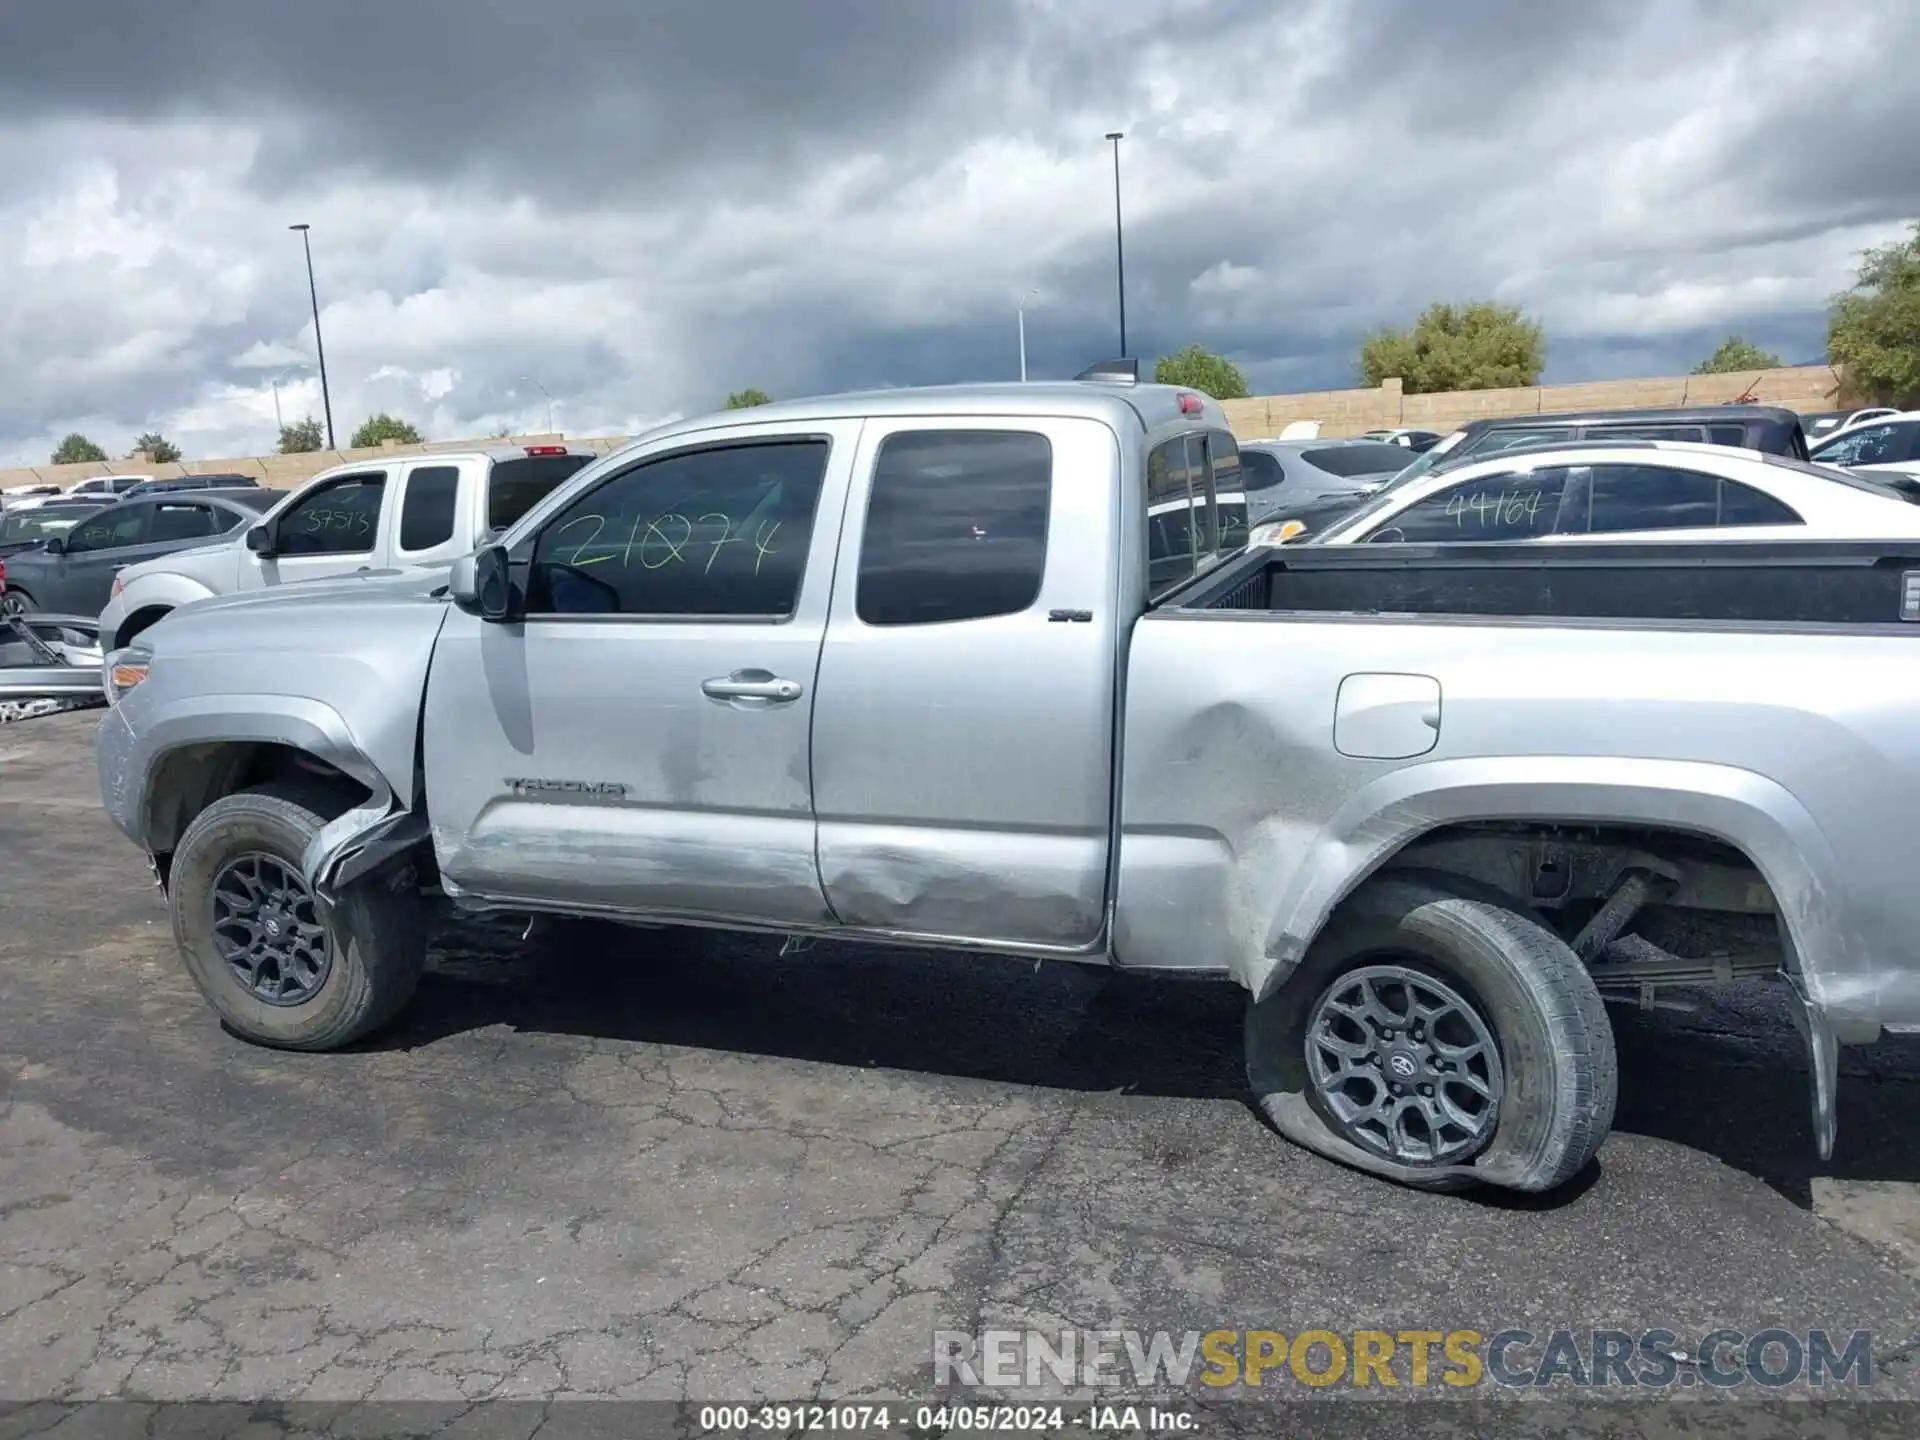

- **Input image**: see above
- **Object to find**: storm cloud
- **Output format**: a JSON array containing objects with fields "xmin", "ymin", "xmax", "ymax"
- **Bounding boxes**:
[{"xmin": 0, "ymin": 0, "xmax": 1913, "ymax": 464}]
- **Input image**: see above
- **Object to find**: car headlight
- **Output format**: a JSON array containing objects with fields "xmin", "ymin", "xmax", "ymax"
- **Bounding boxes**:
[
  {"xmin": 1249, "ymin": 519, "xmax": 1308, "ymax": 547},
  {"xmin": 104, "ymin": 645, "xmax": 152, "ymax": 705}
]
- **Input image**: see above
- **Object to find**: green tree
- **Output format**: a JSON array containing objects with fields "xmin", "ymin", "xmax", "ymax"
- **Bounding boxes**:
[
  {"xmin": 1692, "ymin": 335, "xmax": 1781, "ymax": 375},
  {"xmin": 726, "ymin": 388, "xmax": 772, "ymax": 409},
  {"xmin": 1358, "ymin": 301, "xmax": 1545, "ymax": 394},
  {"xmin": 130, "ymin": 432, "xmax": 182, "ymax": 463},
  {"xmin": 278, "ymin": 417, "xmax": 324, "ymax": 454},
  {"xmin": 51, "ymin": 433, "xmax": 108, "ymax": 465},
  {"xmin": 1153, "ymin": 345, "xmax": 1249, "ymax": 400},
  {"xmin": 1829, "ymin": 222, "xmax": 1920, "ymax": 408},
  {"xmin": 351, "ymin": 413, "xmax": 424, "ymax": 448}
]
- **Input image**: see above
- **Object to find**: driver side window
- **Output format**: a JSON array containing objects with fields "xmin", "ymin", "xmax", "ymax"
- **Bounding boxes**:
[
  {"xmin": 275, "ymin": 473, "xmax": 387, "ymax": 556},
  {"xmin": 527, "ymin": 439, "xmax": 830, "ymax": 617},
  {"xmin": 1366, "ymin": 469, "xmax": 1568, "ymax": 543},
  {"xmin": 64, "ymin": 505, "xmax": 150, "ymax": 554}
]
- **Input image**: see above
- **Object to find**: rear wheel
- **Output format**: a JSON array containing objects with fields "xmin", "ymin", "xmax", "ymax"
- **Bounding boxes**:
[
  {"xmin": 169, "ymin": 784, "xmax": 426, "ymax": 1050},
  {"xmin": 1, "ymin": 589, "xmax": 35, "ymax": 617},
  {"xmin": 1247, "ymin": 873, "xmax": 1616, "ymax": 1193}
]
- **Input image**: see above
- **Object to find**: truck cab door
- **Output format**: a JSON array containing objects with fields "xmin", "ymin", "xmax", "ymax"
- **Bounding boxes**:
[
  {"xmin": 810, "ymin": 417, "xmax": 1121, "ymax": 949},
  {"xmin": 247, "ymin": 470, "xmax": 392, "ymax": 588},
  {"xmin": 424, "ymin": 420, "xmax": 861, "ymax": 927}
]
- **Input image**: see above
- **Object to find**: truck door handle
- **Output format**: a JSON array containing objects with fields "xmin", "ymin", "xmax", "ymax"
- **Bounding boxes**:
[{"xmin": 701, "ymin": 671, "xmax": 803, "ymax": 704}]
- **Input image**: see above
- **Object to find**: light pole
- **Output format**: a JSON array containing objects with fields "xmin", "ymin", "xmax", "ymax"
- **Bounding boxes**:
[
  {"xmin": 1104, "ymin": 131, "xmax": 1127, "ymax": 357},
  {"xmin": 518, "ymin": 375, "xmax": 554, "ymax": 435},
  {"xmin": 288, "ymin": 224, "xmax": 336, "ymax": 450},
  {"xmin": 1017, "ymin": 288, "xmax": 1039, "ymax": 381},
  {"xmin": 269, "ymin": 365, "xmax": 305, "ymax": 436}
]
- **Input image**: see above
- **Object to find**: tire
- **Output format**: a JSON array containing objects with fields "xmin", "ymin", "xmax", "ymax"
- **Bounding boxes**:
[
  {"xmin": 1246, "ymin": 871, "xmax": 1616, "ymax": 1194},
  {"xmin": 169, "ymin": 783, "xmax": 427, "ymax": 1050},
  {"xmin": 1, "ymin": 589, "xmax": 35, "ymax": 617}
]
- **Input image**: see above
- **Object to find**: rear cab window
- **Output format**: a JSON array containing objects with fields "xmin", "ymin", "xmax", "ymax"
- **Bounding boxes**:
[
  {"xmin": 488, "ymin": 453, "xmax": 595, "ymax": 534},
  {"xmin": 398, "ymin": 465, "xmax": 461, "ymax": 553},
  {"xmin": 1145, "ymin": 427, "xmax": 1241, "ymax": 602},
  {"xmin": 855, "ymin": 431, "xmax": 1051, "ymax": 626}
]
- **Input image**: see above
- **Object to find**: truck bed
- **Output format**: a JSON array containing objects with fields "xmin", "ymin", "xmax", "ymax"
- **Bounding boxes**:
[{"xmin": 1176, "ymin": 539, "xmax": 1920, "ymax": 628}]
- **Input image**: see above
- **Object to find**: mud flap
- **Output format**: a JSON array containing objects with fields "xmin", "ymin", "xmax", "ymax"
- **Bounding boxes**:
[{"xmin": 1784, "ymin": 973, "xmax": 1839, "ymax": 1162}]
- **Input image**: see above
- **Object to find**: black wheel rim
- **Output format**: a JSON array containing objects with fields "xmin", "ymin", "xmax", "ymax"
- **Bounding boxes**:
[
  {"xmin": 209, "ymin": 852, "xmax": 333, "ymax": 1006},
  {"xmin": 1304, "ymin": 963, "xmax": 1503, "ymax": 1166}
]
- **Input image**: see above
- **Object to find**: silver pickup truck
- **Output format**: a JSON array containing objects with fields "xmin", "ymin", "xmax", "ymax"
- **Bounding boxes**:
[{"xmin": 95, "ymin": 375, "xmax": 1920, "ymax": 1195}]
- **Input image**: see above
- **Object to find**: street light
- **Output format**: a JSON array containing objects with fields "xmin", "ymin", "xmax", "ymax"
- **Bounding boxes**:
[
  {"xmin": 288, "ymin": 223, "xmax": 336, "ymax": 450},
  {"xmin": 269, "ymin": 365, "xmax": 305, "ymax": 436},
  {"xmin": 1104, "ymin": 131, "xmax": 1127, "ymax": 357},
  {"xmin": 1017, "ymin": 288, "xmax": 1039, "ymax": 382},
  {"xmin": 518, "ymin": 375, "xmax": 554, "ymax": 436}
]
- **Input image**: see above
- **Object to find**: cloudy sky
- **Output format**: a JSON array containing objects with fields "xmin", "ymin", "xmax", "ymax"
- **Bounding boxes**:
[{"xmin": 0, "ymin": 0, "xmax": 1913, "ymax": 466}]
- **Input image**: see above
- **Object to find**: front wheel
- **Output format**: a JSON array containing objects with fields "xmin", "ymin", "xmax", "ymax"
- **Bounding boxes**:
[
  {"xmin": 169, "ymin": 784, "xmax": 427, "ymax": 1050},
  {"xmin": 1246, "ymin": 873, "xmax": 1616, "ymax": 1193},
  {"xmin": 1, "ymin": 589, "xmax": 35, "ymax": 617}
]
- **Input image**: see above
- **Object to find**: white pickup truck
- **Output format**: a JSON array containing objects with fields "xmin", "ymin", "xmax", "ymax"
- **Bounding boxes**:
[{"xmin": 98, "ymin": 444, "xmax": 595, "ymax": 649}]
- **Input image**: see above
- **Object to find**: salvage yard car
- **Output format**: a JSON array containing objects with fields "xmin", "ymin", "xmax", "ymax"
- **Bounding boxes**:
[
  {"xmin": 0, "ymin": 490, "xmax": 276, "ymax": 618},
  {"xmin": 100, "ymin": 443, "xmax": 596, "ymax": 650},
  {"xmin": 1807, "ymin": 410, "xmax": 1920, "ymax": 482},
  {"xmin": 0, "ymin": 612, "xmax": 101, "ymax": 705},
  {"xmin": 1239, "ymin": 438, "xmax": 1419, "ymax": 534},
  {"xmin": 1298, "ymin": 441, "xmax": 1920, "ymax": 545},
  {"xmin": 94, "ymin": 374, "xmax": 1920, "ymax": 1196}
]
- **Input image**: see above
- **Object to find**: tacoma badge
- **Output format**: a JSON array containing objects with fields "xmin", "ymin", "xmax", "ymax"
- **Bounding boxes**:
[{"xmin": 504, "ymin": 778, "xmax": 629, "ymax": 798}]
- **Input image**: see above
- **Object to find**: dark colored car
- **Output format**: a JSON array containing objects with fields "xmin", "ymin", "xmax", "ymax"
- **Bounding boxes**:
[
  {"xmin": 1240, "ymin": 439, "xmax": 1421, "ymax": 538},
  {"xmin": 0, "ymin": 500, "xmax": 100, "ymax": 559},
  {"xmin": 0, "ymin": 489, "xmax": 276, "ymax": 618},
  {"xmin": 118, "ymin": 472, "xmax": 260, "ymax": 500}
]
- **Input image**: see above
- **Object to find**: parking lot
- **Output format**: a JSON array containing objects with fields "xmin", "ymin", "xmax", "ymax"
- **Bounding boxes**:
[{"xmin": 5, "ymin": 707, "xmax": 1920, "ymax": 1418}]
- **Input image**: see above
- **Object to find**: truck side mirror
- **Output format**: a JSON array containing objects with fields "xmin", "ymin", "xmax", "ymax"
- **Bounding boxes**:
[
  {"xmin": 451, "ymin": 544, "xmax": 518, "ymax": 622},
  {"xmin": 245, "ymin": 524, "xmax": 275, "ymax": 558}
]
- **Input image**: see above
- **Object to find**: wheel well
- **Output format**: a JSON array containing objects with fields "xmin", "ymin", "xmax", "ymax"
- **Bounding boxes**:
[
  {"xmin": 147, "ymin": 742, "xmax": 371, "ymax": 871},
  {"xmin": 116, "ymin": 605, "xmax": 174, "ymax": 647},
  {"xmin": 1380, "ymin": 819, "xmax": 1782, "ymax": 955}
]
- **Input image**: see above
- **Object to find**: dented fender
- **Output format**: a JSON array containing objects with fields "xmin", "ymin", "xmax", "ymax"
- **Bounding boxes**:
[{"xmin": 1248, "ymin": 755, "xmax": 1850, "ymax": 1005}]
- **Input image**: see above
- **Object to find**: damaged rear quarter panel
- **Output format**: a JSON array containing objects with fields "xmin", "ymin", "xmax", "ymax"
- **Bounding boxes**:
[{"xmin": 1115, "ymin": 611, "xmax": 1920, "ymax": 1030}]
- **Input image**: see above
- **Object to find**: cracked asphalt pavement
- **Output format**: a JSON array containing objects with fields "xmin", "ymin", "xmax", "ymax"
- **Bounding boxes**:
[{"xmin": 5, "ymin": 708, "xmax": 1920, "ymax": 1421}]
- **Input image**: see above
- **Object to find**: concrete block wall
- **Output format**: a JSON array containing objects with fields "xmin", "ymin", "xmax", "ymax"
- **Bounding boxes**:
[
  {"xmin": 1219, "ymin": 365, "xmax": 1840, "ymax": 441},
  {"xmin": 0, "ymin": 434, "xmax": 629, "ymax": 494},
  {"xmin": 0, "ymin": 365, "xmax": 1848, "ymax": 493}
]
